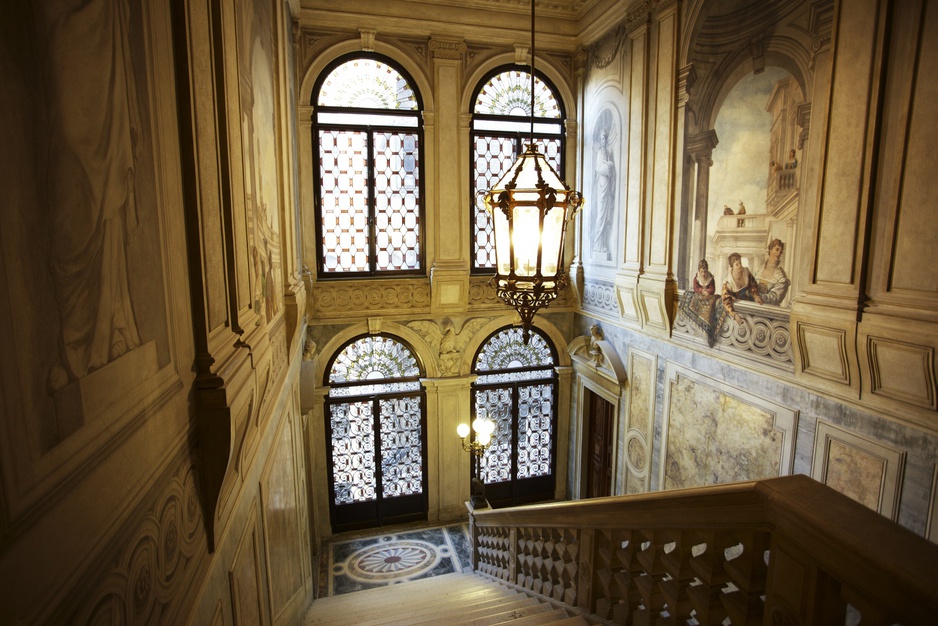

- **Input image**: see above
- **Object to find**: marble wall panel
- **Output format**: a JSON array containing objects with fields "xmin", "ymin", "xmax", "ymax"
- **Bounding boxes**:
[
  {"xmin": 812, "ymin": 420, "xmax": 906, "ymax": 520},
  {"xmin": 261, "ymin": 415, "xmax": 305, "ymax": 621},
  {"xmin": 660, "ymin": 363, "xmax": 798, "ymax": 490},
  {"xmin": 229, "ymin": 508, "xmax": 267, "ymax": 626}
]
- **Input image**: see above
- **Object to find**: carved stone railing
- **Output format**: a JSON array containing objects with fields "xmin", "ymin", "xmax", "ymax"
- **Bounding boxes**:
[{"xmin": 468, "ymin": 475, "xmax": 938, "ymax": 625}]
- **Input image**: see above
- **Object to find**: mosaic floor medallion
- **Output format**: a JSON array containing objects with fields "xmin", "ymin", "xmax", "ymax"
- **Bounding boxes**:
[{"xmin": 345, "ymin": 539, "xmax": 439, "ymax": 582}]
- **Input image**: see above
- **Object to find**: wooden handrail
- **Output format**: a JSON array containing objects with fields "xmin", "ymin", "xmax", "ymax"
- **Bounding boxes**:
[{"xmin": 469, "ymin": 475, "xmax": 938, "ymax": 625}]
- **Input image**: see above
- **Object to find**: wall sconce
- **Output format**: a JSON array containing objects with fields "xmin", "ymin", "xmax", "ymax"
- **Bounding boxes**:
[{"xmin": 457, "ymin": 412, "xmax": 496, "ymax": 508}]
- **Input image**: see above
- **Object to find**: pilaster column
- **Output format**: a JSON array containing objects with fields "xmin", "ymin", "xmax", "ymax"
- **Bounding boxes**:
[
  {"xmin": 685, "ymin": 129, "xmax": 719, "ymax": 275},
  {"xmin": 428, "ymin": 38, "xmax": 471, "ymax": 313},
  {"xmin": 422, "ymin": 375, "xmax": 477, "ymax": 522}
]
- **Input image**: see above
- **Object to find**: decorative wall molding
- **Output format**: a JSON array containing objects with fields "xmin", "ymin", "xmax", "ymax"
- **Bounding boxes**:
[
  {"xmin": 66, "ymin": 460, "xmax": 207, "ymax": 625},
  {"xmin": 311, "ymin": 280, "xmax": 432, "ymax": 316},
  {"xmin": 581, "ymin": 278, "xmax": 619, "ymax": 317},
  {"xmin": 429, "ymin": 38, "xmax": 467, "ymax": 60}
]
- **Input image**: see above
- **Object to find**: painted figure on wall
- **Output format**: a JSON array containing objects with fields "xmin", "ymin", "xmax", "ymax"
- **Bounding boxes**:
[
  {"xmin": 41, "ymin": 0, "xmax": 142, "ymax": 388},
  {"xmin": 757, "ymin": 239, "xmax": 790, "ymax": 305},
  {"xmin": 591, "ymin": 109, "xmax": 617, "ymax": 259},
  {"xmin": 722, "ymin": 252, "xmax": 764, "ymax": 324},
  {"xmin": 693, "ymin": 259, "xmax": 715, "ymax": 295},
  {"xmin": 678, "ymin": 259, "xmax": 725, "ymax": 346}
]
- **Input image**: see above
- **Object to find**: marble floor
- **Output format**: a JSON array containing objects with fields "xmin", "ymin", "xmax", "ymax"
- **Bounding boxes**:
[{"xmin": 321, "ymin": 523, "xmax": 473, "ymax": 597}]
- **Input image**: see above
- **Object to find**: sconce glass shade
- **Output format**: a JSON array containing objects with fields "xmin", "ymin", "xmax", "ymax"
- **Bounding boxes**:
[
  {"xmin": 457, "ymin": 422, "xmax": 471, "ymax": 439},
  {"xmin": 481, "ymin": 144, "xmax": 582, "ymax": 343}
]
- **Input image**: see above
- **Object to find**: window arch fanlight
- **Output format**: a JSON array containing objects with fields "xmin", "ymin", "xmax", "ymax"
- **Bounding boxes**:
[
  {"xmin": 312, "ymin": 53, "xmax": 424, "ymax": 278},
  {"xmin": 471, "ymin": 326, "xmax": 558, "ymax": 508},
  {"xmin": 470, "ymin": 66, "xmax": 566, "ymax": 273},
  {"xmin": 324, "ymin": 334, "xmax": 427, "ymax": 532}
]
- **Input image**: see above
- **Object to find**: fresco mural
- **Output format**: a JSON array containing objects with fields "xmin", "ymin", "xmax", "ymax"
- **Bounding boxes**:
[
  {"xmin": 678, "ymin": 67, "xmax": 802, "ymax": 346},
  {"xmin": 588, "ymin": 107, "xmax": 619, "ymax": 264},
  {"xmin": 238, "ymin": 0, "xmax": 284, "ymax": 324},
  {"xmin": 2, "ymin": 0, "xmax": 168, "ymax": 451}
]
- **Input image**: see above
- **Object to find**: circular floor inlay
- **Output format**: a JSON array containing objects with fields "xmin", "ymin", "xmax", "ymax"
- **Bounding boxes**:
[{"xmin": 345, "ymin": 540, "xmax": 439, "ymax": 582}]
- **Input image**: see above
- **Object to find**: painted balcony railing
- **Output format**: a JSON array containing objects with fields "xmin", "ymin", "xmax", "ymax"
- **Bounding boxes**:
[{"xmin": 468, "ymin": 475, "xmax": 938, "ymax": 625}]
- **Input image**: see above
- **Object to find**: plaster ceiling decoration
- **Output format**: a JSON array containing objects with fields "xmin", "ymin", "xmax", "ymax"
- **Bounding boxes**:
[{"xmin": 300, "ymin": 0, "xmax": 601, "ymax": 20}]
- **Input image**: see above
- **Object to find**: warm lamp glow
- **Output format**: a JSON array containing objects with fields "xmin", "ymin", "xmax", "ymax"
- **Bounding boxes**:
[
  {"xmin": 457, "ymin": 422, "xmax": 470, "ymax": 439},
  {"xmin": 478, "ymin": 431, "xmax": 491, "ymax": 446},
  {"xmin": 479, "ymin": 0, "xmax": 582, "ymax": 343}
]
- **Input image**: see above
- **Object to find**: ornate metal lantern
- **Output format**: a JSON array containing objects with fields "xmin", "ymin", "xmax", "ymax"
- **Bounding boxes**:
[{"xmin": 479, "ymin": 0, "xmax": 583, "ymax": 343}]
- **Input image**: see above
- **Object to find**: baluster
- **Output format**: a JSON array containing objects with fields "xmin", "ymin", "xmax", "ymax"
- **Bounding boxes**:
[
  {"xmin": 561, "ymin": 529, "xmax": 579, "ymax": 606},
  {"xmin": 633, "ymin": 531, "xmax": 669, "ymax": 626},
  {"xmin": 659, "ymin": 531, "xmax": 696, "ymax": 624},
  {"xmin": 594, "ymin": 530, "xmax": 629, "ymax": 620},
  {"xmin": 687, "ymin": 531, "xmax": 735, "ymax": 626},
  {"xmin": 577, "ymin": 528, "xmax": 596, "ymax": 613},
  {"xmin": 722, "ymin": 531, "xmax": 770, "ymax": 625},
  {"xmin": 613, "ymin": 530, "xmax": 645, "ymax": 624}
]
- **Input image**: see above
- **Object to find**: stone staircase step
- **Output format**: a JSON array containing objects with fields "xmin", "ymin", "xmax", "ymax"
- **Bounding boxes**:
[{"xmin": 299, "ymin": 571, "xmax": 591, "ymax": 626}]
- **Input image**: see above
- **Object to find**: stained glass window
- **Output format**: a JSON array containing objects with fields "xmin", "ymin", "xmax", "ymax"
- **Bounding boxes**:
[
  {"xmin": 471, "ymin": 327, "xmax": 558, "ymax": 507},
  {"xmin": 313, "ymin": 54, "xmax": 423, "ymax": 277},
  {"xmin": 470, "ymin": 68, "xmax": 566, "ymax": 271}
]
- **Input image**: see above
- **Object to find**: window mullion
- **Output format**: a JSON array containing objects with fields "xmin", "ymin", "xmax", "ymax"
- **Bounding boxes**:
[{"xmin": 366, "ymin": 129, "xmax": 377, "ymax": 274}]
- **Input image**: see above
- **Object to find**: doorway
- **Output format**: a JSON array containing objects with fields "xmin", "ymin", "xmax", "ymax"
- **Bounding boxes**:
[{"xmin": 585, "ymin": 388, "xmax": 615, "ymax": 498}]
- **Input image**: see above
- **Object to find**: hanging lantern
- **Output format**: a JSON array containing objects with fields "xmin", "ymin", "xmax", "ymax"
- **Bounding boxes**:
[
  {"xmin": 478, "ymin": 0, "xmax": 583, "ymax": 344},
  {"xmin": 481, "ymin": 147, "xmax": 581, "ymax": 343}
]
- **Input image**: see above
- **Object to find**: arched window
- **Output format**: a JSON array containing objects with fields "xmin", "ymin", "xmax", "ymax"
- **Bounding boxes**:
[
  {"xmin": 312, "ymin": 54, "xmax": 424, "ymax": 277},
  {"xmin": 471, "ymin": 326, "xmax": 558, "ymax": 507},
  {"xmin": 470, "ymin": 67, "xmax": 566, "ymax": 272},
  {"xmin": 324, "ymin": 335, "xmax": 426, "ymax": 532}
]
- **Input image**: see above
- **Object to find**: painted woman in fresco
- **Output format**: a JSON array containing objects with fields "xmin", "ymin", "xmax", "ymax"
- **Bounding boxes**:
[
  {"xmin": 757, "ymin": 238, "xmax": 790, "ymax": 305},
  {"xmin": 693, "ymin": 259, "xmax": 715, "ymax": 295},
  {"xmin": 722, "ymin": 252, "xmax": 764, "ymax": 324}
]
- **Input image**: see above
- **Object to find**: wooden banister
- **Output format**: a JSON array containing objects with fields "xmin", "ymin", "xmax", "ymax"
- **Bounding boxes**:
[{"xmin": 469, "ymin": 475, "xmax": 938, "ymax": 625}]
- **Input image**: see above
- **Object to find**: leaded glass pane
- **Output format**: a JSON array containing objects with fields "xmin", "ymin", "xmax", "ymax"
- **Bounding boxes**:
[
  {"xmin": 473, "ymin": 136, "xmax": 516, "ymax": 267},
  {"xmin": 374, "ymin": 132, "xmax": 421, "ymax": 271},
  {"xmin": 318, "ymin": 58, "xmax": 418, "ymax": 110},
  {"xmin": 331, "ymin": 401, "xmax": 376, "ymax": 504},
  {"xmin": 475, "ymin": 327, "xmax": 555, "ymax": 372},
  {"xmin": 329, "ymin": 381, "xmax": 421, "ymax": 398},
  {"xmin": 473, "ymin": 70, "xmax": 561, "ymax": 118},
  {"xmin": 329, "ymin": 336, "xmax": 420, "ymax": 384},
  {"xmin": 319, "ymin": 129, "xmax": 369, "ymax": 273},
  {"xmin": 379, "ymin": 397, "xmax": 423, "ymax": 498},
  {"xmin": 476, "ymin": 388, "xmax": 513, "ymax": 484},
  {"xmin": 475, "ymin": 369, "xmax": 553, "ymax": 385},
  {"xmin": 472, "ymin": 136, "xmax": 563, "ymax": 270},
  {"xmin": 516, "ymin": 383, "xmax": 553, "ymax": 479}
]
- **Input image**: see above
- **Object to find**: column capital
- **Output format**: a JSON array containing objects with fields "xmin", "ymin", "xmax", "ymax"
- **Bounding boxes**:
[{"xmin": 685, "ymin": 129, "xmax": 719, "ymax": 162}]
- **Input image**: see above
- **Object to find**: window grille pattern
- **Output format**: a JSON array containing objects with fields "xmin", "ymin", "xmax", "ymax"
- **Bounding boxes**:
[
  {"xmin": 473, "ymin": 70, "xmax": 560, "ymax": 118},
  {"xmin": 331, "ymin": 401, "xmax": 376, "ymax": 504},
  {"xmin": 329, "ymin": 335, "xmax": 419, "ymax": 385},
  {"xmin": 318, "ymin": 57, "xmax": 417, "ymax": 109},
  {"xmin": 314, "ymin": 54, "xmax": 423, "ymax": 276},
  {"xmin": 379, "ymin": 396, "xmax": 423, "ymax": 498},
  {"xmin": 472, "ymin": 327, "xmax": 557, "ymax": 503},
  {"xmin": 470, "ymin": 69, "xmax": 565, "ymax": 271},
  {"xmin": 325, "ymin": 335, "xmax": 427, "ymax": 527}
]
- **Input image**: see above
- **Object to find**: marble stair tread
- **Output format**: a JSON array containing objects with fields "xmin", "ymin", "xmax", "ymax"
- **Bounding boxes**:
[{"xmin": 298, "ymin": 571, "xmax": 594, "ymax": 626}]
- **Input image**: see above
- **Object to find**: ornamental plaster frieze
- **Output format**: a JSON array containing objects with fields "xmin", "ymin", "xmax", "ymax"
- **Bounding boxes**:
[{"xmin": 310, "ymin": 281, "xmax": 432, "ymax": 317}]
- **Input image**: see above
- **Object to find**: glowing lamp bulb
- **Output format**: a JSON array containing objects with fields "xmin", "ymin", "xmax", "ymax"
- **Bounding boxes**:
[
  {"xmin": 457, "ymin": 423, "xmax": 470, "ymax": 439},
  {"xmin": 478, "ymin": 431, "xmax": 492, "ymax": 446}
]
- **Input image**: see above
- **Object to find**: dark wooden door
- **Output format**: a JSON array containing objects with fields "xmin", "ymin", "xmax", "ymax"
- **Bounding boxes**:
[{"xmin": 586, "ymin": 389, "xmax": 614, "ymax": 498}]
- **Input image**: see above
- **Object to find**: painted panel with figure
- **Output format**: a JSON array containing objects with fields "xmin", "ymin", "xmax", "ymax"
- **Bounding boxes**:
[
  {"xmin": 678, "ymin": 68, "xmax": 803, "ymax": 348},
  {"xmin": 0, "ymin": 0, "xmax": 182, "ymax": 520},
  {"xmin": 237, "ymin": 0, "xmax": 284, "ymax": 324}
]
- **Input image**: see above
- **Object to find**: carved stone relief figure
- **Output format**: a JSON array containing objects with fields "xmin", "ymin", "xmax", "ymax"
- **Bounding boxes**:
[{"xmin": 40, "ymin": 0, "xmax": 143, "ymax": 388}]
